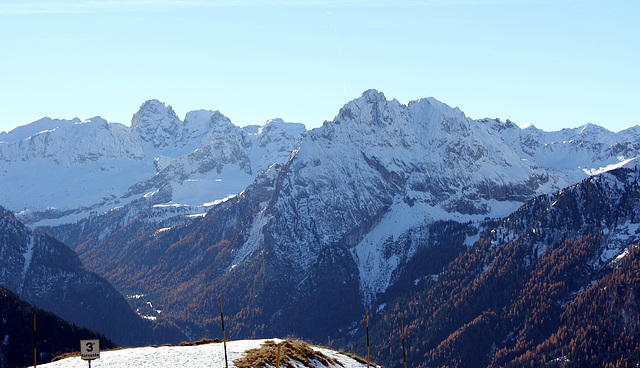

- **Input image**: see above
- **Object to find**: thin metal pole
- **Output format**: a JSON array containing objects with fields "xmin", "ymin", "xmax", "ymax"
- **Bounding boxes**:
[
  {"xmin": 219, "ymin": 296, "xmax": 228, "ymax": 368},
  {"xmin": 366, "ymin": 308, "xmax": 370, "ymax": 368},
  {"xmin": 401, "ymin": 317, "xmax": 407, "ymax": 368},
  {"xmin": 33, "ymin": 313, "xmax": 36, "ymax": 368},
  {"xmin": 276, "ymin": 343, "xmax": 281, "ymax": 368}
]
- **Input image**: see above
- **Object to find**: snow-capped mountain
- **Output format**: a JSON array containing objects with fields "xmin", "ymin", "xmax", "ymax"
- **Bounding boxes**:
[
  {"xmin": 3, "ymin": 90, "xmax": 639, "ymax": 358},
  {"xmin": 0, "ymin": 100, "xmax": 304, "ymax": 227},
  {"xmin": 260, "ymin": 90, "xmax": 640, "ymax": 306},
  {"xmin": 32, "ymin": 90, "xmax": 639, "ymax": 348}
]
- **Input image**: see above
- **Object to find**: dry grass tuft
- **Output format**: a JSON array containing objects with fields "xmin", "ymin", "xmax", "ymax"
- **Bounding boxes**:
[
  {"xmin": 51, "ymin": 352, "xmax": 80, "ymax": 362},
  {"xmin": 234, "ymin": 339, "xmax": 344, "ymax": 368},
  {"xmin": 179, "ymin": 337, "xmax": 219, "ymax": 346}
]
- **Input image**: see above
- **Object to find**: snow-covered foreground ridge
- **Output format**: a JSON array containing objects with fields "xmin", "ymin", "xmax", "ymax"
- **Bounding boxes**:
[{"xmin": 40, "ymin": 339, "xmax": 378, "ymax": 368}]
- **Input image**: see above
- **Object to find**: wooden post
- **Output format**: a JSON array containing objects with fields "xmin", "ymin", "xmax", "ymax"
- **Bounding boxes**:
[
  {"xmin": 366, "ymin": 308, "xmax": 370, "ymax": 368},
  {"xmin": 219, "ymin": 296, "xmax": 228, "ymax": 368},
  {"xmin": 276, "ymin": 343, "xmax": 281, "ymax": 368},
  {"xmin": 401, "ymin": 317, "xmax": 407, "ymax": 368},
  {"xmin": 33, "ymin": 313, "xmax": 36, "ymax": 368}
]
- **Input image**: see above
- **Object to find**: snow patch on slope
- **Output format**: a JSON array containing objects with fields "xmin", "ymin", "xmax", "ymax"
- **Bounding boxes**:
[
  {"xmin": 583, "ymin": 156, "xmax": 638, "ymax": 176},
  {"xmin": 352, "ymin": 196, "xmax": 525, "ymax": 305},
  {"xmin": 20, "ymin": 234, "xmax": 35, "ymax": 292},
  {"xmin": 231, "ymin": 209, "xmax": 271, "ymax": 269},
  {"xmin": 170, "ymin": 165, "xmax": 254, "ymax": 207}
]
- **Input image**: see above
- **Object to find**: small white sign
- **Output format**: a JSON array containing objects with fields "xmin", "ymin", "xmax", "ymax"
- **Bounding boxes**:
[{"xmin": 81, "ymin": 339, "xmax": 100, "ymax": 361}]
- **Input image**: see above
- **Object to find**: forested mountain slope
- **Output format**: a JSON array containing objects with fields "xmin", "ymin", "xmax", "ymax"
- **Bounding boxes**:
[
  {"xmin": 0, "ymin": 205, "xmax": 186, "ymax": 346},
  {"xmin": 0, "ymin": 286, "xmax": 116, "ymax": 368},
  {"xmin": 359, "ymin": 163, "xmax": 640, "ymax": 368}
]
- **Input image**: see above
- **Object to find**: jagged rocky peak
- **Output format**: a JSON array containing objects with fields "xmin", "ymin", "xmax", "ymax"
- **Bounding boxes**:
[
  {"xmin": 476, "ymin": 117, "xmax": 518, "ymax": 132},
  {"xmin": 131, "ymin": 99, "xmax": 182, "ymax": 147},
  {"xmin": 319, "ymin": 89, "xmax": 414, "ymax": 150},
  {"xmin": 181, "ymin": 109, "xmax": 235, "ymax": 145},
  {"xmin": 334, "ymin": 89, "xmax": 400, "ymax": 127},
  {"xmin": 331, "ymin": 89, "xmax": 473, "ymax": 142}
]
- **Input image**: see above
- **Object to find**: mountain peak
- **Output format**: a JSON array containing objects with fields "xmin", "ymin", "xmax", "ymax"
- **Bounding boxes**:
[
  {"xmin": 131, "ymin": 99, "xmax": 182, "ymax": 148},
  {"xmin": 263, "ymin": 118, "xmax": 305, "ymax": 130},
  {"xmin": 183, "ymin": 109, "xmax": 232, "ymax": 129},
  {"xmin": 578, "ymin": 122, "xmax": 608, "ymax": 136},
  {"xmin": 332, "ymin": 89, "xmax": 398, "ymax": 128},
  {"xmin": 131, "ymin": 99, "xmax": 179, "ymax": 128},
  {"xmin": 266, "ymin": 117, "xmax": 285, "ymax": 125},
  {"xmin": 360, "ymin": 88, "xmax": 386, "ymax": 101}
]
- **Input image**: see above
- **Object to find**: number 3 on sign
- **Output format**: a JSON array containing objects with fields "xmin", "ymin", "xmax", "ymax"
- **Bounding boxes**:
[{"xmin": 80, "ymin": 339, "xmax": 100, "ymax": 361}]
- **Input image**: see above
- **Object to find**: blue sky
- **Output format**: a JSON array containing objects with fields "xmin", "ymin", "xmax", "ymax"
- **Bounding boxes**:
[{"xmin": 0, "ymin": 0, "xmax": 638, "ymax": 133}]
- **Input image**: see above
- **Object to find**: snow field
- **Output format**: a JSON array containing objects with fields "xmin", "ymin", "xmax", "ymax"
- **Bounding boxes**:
[{"xmin": 39, "ymin": 339, "xmax": 378, "ymax": 368}]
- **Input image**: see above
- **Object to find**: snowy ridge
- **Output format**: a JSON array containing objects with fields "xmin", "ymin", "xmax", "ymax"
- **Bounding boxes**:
[
  {"xmin": 0, "ymin": 117, "xmax": 81, "ymax": 142},
  {"xmin": 40, "ymin": 339, "xmax": 378, "ymax": 368},
  {"xmin": 0, "ymin": 116, "xmax": 143, "ymax": 164}
]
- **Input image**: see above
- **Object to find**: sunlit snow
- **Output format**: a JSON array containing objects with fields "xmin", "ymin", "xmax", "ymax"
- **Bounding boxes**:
[{"xmin": 39, "ymin": 339, "xmax": 378, "ymax": 368}]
